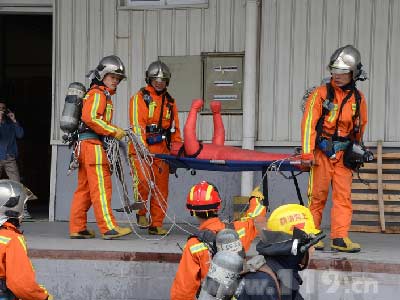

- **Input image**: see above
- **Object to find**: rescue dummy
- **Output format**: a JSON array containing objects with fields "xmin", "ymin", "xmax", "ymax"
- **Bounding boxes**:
[
  {"xmin": 234, "ymin": 204, "xmax": 325, "ymax": 300},
  {"xmin": 0, "ymin": 180, "xmax": 53, "ymax": 300},
  {"xmin": 170, "ymin": 181, "xmax": 267, "ymax": 300},
  {"xmin": 129, "ymin": 61, "xmax": 182, "ymax": 235},
  {"xmin": 69, "ymin": 55, "xmax": 132, "ymax": 240},
  {"xmin": 301, "ymin": 45, "xmax": 371, "ymax": 252},
  {"xmin": 170, "ymin": 99, "xmax": 291, "ymax": 162}
]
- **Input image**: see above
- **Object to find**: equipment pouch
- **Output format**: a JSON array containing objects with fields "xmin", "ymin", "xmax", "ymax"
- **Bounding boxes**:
[
  {"xmin": 146, "ymin": 134, "xmax": 164, "ymax": 145},
  {"xmin": 317, "ymin": 138, "xmax": 335, "ymax": 158}
]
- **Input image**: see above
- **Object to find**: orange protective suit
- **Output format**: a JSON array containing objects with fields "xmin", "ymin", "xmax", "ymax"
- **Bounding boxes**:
[
  {"xmin": 129, "ymin": 85, "xmax": 181, "ymax": 227},
  {"xmin": 70, "ymin": 85, "xmax": 122, "ymax": 234},
  {"xmin": 170, "ymin": 197, "xmax": 266, "ymax": 300},
  {"xmin": 301, "ymin": 80, "xmax": 367, "ymax": 239},
  {"xmin": 0, "ymin": 222, "xmax": 50, "ymax": 300}
]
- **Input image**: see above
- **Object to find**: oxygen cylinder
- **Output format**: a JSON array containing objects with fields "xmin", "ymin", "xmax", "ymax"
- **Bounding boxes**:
[
  {"xmin": 198, "ymin": 250, "xmax": 244, "ymax": 300},
  {"xmin": 60, "ymin": 82, "xmax": 86, "ymax": 133},
  {"xmin": 216, "ymin": 229, "xmax": 244, "ymax": 258}
]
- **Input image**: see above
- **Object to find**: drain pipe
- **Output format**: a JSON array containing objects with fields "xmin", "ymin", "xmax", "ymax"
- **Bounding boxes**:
[{"xmin": 241, "ymin": 0, "xmax": 260, "ymax": 196}]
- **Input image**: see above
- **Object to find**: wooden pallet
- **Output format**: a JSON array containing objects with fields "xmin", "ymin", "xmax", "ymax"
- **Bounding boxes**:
[{"xmin": 350, "ymin": 141, "xmax": 400, "ymax": 233}]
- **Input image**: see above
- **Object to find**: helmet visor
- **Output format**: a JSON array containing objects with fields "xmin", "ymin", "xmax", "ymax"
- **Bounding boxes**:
[{"xmin": 330, "ymin": 67, "xmax": 351, "ymax": 75}]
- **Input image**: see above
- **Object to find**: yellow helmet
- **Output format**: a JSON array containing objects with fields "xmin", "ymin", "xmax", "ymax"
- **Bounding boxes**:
[{"xmin": 266, "ymin": 204, "xmax": 320, "ymax": 235}]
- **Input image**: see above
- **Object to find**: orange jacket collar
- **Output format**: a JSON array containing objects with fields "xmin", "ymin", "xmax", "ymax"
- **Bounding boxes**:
[
  {"xmin": 93, "ymin": 84, "xmax": 116, "ymax": 96},
  {"xmin": 198, "ymin": 217, "xmax": 225, "ymax": 233}
]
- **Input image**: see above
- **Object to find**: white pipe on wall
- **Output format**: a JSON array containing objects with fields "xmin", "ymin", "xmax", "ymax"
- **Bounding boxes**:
[{"xmin": 241, "ymin": 0, "xmax": 260, "ymax": 196}]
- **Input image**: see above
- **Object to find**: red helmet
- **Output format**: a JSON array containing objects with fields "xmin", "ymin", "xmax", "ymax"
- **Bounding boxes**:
[{"xmin": 186, "ymin": 181, "xmax": 221, "ymax": 213}]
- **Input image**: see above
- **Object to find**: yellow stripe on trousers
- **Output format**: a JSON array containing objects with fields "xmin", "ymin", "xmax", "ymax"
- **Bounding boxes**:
[
  {"xmin": 95, "ymin": 145, "xmax": 114, "ymax": 230},
  {"xmin": 307, "ymin": 166, "xmax": 314, "ymax": 207}
]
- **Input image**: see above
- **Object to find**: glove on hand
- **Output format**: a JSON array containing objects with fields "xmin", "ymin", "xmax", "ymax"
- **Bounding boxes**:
[
  {"xmin": 47, "ymin": 294, "xmax": 54, "ymax": 300},
  {"xmin": 114, "ymin": 127, "xmax": 127, "ymax": 140},
  {"xmin": 250, "ymin": 186, "xmax": 264, "ymax": 201}
]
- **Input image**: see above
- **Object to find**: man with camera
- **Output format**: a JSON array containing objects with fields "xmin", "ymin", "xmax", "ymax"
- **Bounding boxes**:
[
  {"xmin": 0, "ymin": 100, "xmax": 30, "ymax": 219},
  {"xmin": 300, "ymin": 45, "xmax": 370, "ymax": 252}
]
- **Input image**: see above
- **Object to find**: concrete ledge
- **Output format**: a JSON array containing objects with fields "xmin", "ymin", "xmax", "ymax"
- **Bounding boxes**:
[{"xmin": 29, "ymin": 248, "xmax": 400, "ymax": 275}]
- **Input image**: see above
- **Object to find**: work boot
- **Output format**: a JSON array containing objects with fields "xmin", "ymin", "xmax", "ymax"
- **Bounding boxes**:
[
  {"xmin": 136, "ymin": 214, "xmax": 150, "ymax": 228},
  {"xmin": 331, "ymin": 237, "xmax": 361, "ymax": 253},
  {"xmin": 102, "ymin": 226, "xmax": 132, "ymax": 240},
  {"xmin": 23, "ymin": 204, "xmax": 32, "ymax": 219},
  {"xmin": 314, "ymin": 240, "xmax": 325, "ymax": 251},
  {"xmin": 148, "ymin": 226, "xmax": 168, "ymax": 235},
  {"xmin": 70, "ymin": 229, "xmax": 96, "ymax": 239}
]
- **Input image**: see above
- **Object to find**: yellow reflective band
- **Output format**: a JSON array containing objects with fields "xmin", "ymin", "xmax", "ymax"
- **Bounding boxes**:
[
  {"xmin": 303, "ymin": 92, "xmax": 318, "ymax": 153},
  {"xmin": 18, "ymin": 236, "xmax": 27, "ymax": 252},
  {"xmin": 189, "ymin": 186, "xmax": 196, "ymax": 201},
  {"xmin": 307, "ymin": 167, "xmax": 314, "ymax": 207},
  {"xmin": 106, "ymin": 103, "xmax": 112, "ymax": 122},
  {"xmin": 236, "ymin": 228, "xmax": 245, "ymax": 239},
  {"xmin": 327, "ymin": 104, "xmax": 338, "ymax": 123},
  {"xmin": 148, "ymin": 101, "xmax": 156, "ymax": 118},
  {"xmin": 132, "ymin": 95, "xmax": 146, "ymax": 144},
  {"xmin": 190, "ymin": 242, "xmax": 208, "ymax": 254},
  {"xmin": 249, "ymin": 201, "xmax": 264, "ymax": 218},
  {"xmin": 0, "ymin": 236, "xmax": 11, "ymax": 245},
  {"xmin": 91, "ymin": 93, "xmax": 116, "ymax": 133},
  {"xmin": 205, "ymin": 185, "xmax": 213, "ymax": 201},
  {"xmin": 95, "ymin": 145, "xmax": 114, "ymax": 230},
  {"xmin": 166, "ymin": 109, "xmax": 171, "ymax": 120}
]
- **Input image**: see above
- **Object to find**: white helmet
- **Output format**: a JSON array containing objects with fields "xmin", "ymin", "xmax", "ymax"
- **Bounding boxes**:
[
  {"xmin": 145, "ymin": 61, "xmax": 171, "ymax": 85},
  {"xmin": 328, "ymin": 45, "xmax": 366, "ymax": 81},
  {"xmin": 0, "ymin": 180, "xmax": 29, "ymax": 221},
  {"xmin": 87, "ymin": 55, "xmax": 127, "ymax": 82}
]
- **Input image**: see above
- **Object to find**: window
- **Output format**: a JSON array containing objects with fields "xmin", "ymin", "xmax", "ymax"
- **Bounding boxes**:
[{"xmin": 120, "ymin": 0, "xmax": 208, "ymax": 9}]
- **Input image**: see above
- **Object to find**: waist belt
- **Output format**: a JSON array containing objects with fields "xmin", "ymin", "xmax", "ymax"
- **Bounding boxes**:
[{"xmin": 78, "ymin": 132, "xmax": 100, "ymax": 141}]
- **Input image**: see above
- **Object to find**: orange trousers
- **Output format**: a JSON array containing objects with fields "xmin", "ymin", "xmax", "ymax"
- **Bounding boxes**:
[
  {"xmin": 131, "ymin": 156, "xmax": 169, "ymax": 227},
  {"xmin": 69, "ymin": 140, "xmax": 118, "ymax": 234},
  {"xmin": 307, "ymin": 149, "xmax": 353, "ymax": 239}
]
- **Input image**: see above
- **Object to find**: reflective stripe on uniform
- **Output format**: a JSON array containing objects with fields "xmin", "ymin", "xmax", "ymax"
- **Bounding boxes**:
[
  {"xmin": 132, "ymin": 94, "xmax": 146, "ymax": 144},
  {"xmin": 327, "ymin": 104, "xmax": 338, "ymax": 122},
  {"xmin": 91, "ymin": 93, "xmax": 116, "ymax": 134},
  {"xmin": 245, "ymin": 200, "xmax": 264, "ymax": 218},
  {"xmin": 189, "ymin": 242, "xmax": 208, "ymax": 254},
  {"xmin": 303, "ymin": 92, "xmax": 318, "ymax": 153},
  {"xmin": 236, "ymin": 228, "xmax": 245, "ymax": 239},
  {"xmin": 0, "ymin": 235, "xmax": 11, "ymax": 245},
  {"xmin": 95, "ymin": 145, "xmax": 114, "ymax": 230},
  {"xmin": 307, "ymin": 166, "xmax": 314, "ymax": 207},
  {"xmin": 18, "ymin": 236, "xmax": 27, "ymax": 252}
]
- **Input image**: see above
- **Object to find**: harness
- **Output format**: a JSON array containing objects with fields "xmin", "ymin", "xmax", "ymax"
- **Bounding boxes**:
[
  {"xmin": 315, "ymin": 82, "xmax": 362, "ymax": 157},
  {"xmin": 140, "ymin": 87, "xmax": 175, "ymax": 149}
]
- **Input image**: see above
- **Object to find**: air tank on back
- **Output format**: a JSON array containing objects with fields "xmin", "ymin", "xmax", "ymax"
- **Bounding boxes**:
[{"xmin": 60, "ymin": 82, "xmax": 86, "ymax": 133}]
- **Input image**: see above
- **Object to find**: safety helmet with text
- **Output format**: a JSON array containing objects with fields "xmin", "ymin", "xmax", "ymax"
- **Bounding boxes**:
[
  {"xmin": 328, "ymin": 45, "xmax": 363, "ymax": 81},
  {"xmin": 145, "ymin": 60, "xmax": 171, "ymax": 85},
  {"xmin": 87, "ymin": 55, "xmax": 127, "ymax": 82},
  {"xmin": 266, "ymin": 204, "xmax": 320, "ymax": 236},
  {"xmin": 0, "ymin": 180, "xmax": 29, "ymax": 221},
  {"xmin": 186, "ymin": 181, "xmax": 222, "ymax": 213}
]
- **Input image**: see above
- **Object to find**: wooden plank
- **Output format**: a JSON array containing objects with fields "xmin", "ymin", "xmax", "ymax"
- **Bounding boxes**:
[
  {"xmin": 381, "ymin": 152, "xmax": 400, "ymax": 159},
  {"xmin": 352, "ymin": 182, "xmax": 400, "ymax": 191},
  {"xmin": 352, "ymin": 214, "xmax": 400, "ymax": 222},
  {"xmin": 377, "ymin": 140, "xmax": 386, "ymax": 231},
  {"xmin": 353, "ymin": 204, "xmax": 400, "ymax": 213},
  {"xmin": 351, "ymin": 193, "xmax": 400, "ymax": 201},
  {"xmin": 350, "ymin": 225, "xmax": 400, "ymax": 233},
  {"xmin": 354, "ymin": 173, "xmax": 400, "ymax": 180},
  {"xmin": 362, "ymin": 163, "xmax": 400, "ymax": 170}
]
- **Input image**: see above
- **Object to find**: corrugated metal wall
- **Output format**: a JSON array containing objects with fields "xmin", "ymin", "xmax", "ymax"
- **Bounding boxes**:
[
  {"xmin": 259, "ymin": 0, "xmax": 400, "ymax": 145},
  {"xmin": 52, "ymin": 0, "xmax": 400, "ymax": 145},
  {"xmin": 52, "ymin": 0, "xmax": 246, "ymax": 143}
]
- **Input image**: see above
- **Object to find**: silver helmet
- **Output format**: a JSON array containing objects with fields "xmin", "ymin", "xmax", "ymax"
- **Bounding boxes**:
[
  {"xmin": 87, "ymin": 55, "xmax": 127, "ymax": 82},
  {"xmin": 145, "ymin": 61, "xmax": 171, "ymax": 85},
  {"xmin": 328, "ymin": 45, "xmax": 365, "ymax": 81},
  {"xmin": 0, "ymin": 180, "xmax": 29, "ymax": 221}
]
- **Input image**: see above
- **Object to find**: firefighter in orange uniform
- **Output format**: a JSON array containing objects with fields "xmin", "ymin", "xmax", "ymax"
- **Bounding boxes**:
[
  {"xmin": 0, "ymin": 180, "xmax": 53, "ymax": 300},
  {"xmin": 69, "ymin": 55, "xmax": 132, "ymax": 240},
  {"xmin": 170, "ymin": 181, "xmax": 267, "ymax": 300},
  {"xmin": 129, "ymin": 61, "xmax": 182, "ymax": 235},
  {"xmin": 301, "ymin": 45, "xmax": 369, "ymax": 252}
]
